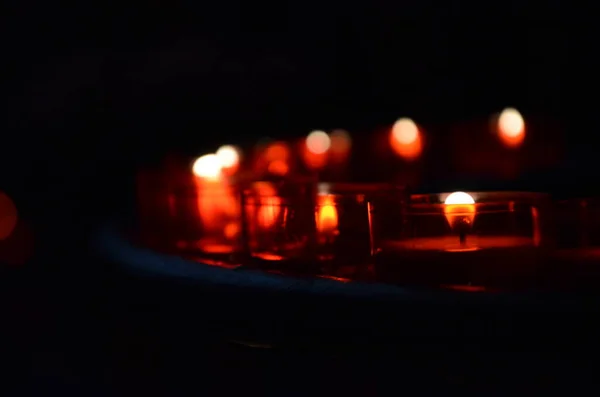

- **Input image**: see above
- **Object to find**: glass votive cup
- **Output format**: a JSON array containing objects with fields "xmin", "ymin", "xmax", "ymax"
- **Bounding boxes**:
[
  {"xmin": 554, "ymin": 198, "xmax": 600, "ymax": 249},
  {"xmin": 549, "ymin": 198, "xmax": 600, "ymax": 290},
  {"xmin": 314, "ymin": 183, "xmax": 406, "ymax": 281},
  {"xmin": 170, "ymin": 177, "xmax": 244, "ymax": 264},
  {"xmin": 241, "ymin": 180, "xmax": 318, "ymax": 274},
  {"xmin": 371, "ymin": 191, "xmax": 553, "ymax": 290}
]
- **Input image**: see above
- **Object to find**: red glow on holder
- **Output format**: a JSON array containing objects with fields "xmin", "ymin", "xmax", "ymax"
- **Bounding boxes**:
[
  {"xmin": 330, "ymin": 129, "xmax": 352, "ymax": 163},
  {"xmin": 253, "ymin": 182, "xmax": 282, "ymax": 229},
  {"xmin": 262, "ymin": 142, "xmax": 292, "ymax": 176},
  {"xmin": 265, "ymin": 142, "xmax": 291, "ymax": 162},
  {"xmin": 267, "ymin": 160, "xmax": 289, "ymax": 176}
]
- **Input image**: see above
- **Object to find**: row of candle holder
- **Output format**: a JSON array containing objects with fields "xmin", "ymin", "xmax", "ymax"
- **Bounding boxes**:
[{"xmin": 136, "ymin": 176, "xmax": 600, "ymax": 290}]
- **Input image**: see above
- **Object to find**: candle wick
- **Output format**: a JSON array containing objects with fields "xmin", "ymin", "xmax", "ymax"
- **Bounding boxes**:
[
  {"xmin": 455, "ymin": 217, "xmax": 471, "ymax": 247},
  {"xmin": 459, "ymin": 228, "xmax": 467, "ymax": 246}
]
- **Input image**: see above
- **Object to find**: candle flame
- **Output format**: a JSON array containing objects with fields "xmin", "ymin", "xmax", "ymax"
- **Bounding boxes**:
[
  {"xmin": 444, "ymin": 191, "xmax": 475, "ymax": 206},
  {"xmin": 192, "ymin": 154, "xmax": 222, "ymax": 180},
  {"xmin": 316, "ymin": 195, "xmax": 338, "ymax": 235},
  {"xmin": 263, "ymin": 142, "xmax": 291, "ymax": 175},
  {"xmin": 267, "ymin": 160, "xmax": 289, "ymax": 176},
  {"xmin": 443, "ymin": 191, "xmax": 476, "ymax": 230},
  {"xmin": 254, "ymin": 182, "xmax": 281, "ymax": 229}
]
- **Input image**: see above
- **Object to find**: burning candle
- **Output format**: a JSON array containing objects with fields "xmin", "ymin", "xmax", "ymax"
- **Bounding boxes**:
[
  {"xmin": 372, "ymin": 191, "xmax": 552, "ymax": 290},
  {"xmin": 170, "ymin": 153, "xmax": 243, "ymax": 263},
  {"xmin": 316, "ymin": 194, "xmax": 339, "ymax": 245},
  {"xmin": 443, "ymin": 191, "xmax": 476, "ymax": 247},
  {"xmin": 313, "ymin": 183, "xmax": 406, "ymax": 280}
]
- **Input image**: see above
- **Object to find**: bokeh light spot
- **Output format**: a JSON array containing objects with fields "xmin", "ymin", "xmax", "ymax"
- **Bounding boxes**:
[
  {"xmin": 306, "ymin": 130, "xmax": 331, "ymax": 154},
  {"xmin": 330, "ymin": 129, "xmax": 351, "ymax": 154},
  {"xmin": 192, "ymin": 154, "xmax": 222, "ymax": 179},
  {"xmin": 392, "ymin": 118, "xmax": 419, "ymax": 145},
  {"xmin": 389, "ymin": 118, "xmax": 423, "ymax": 161},
  {"xmin": 216, "ymin": 145, "xmax": 240, "ymax": 169},
  {"xmin": 497, "ymin": 107, "xmax": 525, "ymax": 148}
]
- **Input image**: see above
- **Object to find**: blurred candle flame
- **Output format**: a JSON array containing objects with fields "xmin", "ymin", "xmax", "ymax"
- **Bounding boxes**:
[
  {"xmin": 254, "ymin": 182, "xmax": 281, "ymax": 229},
  {"xmin": 192, "ymin": 153, "xmax": 240, "ymax": 252},
  {"xmin": 192, "ymin": 154, "xmax": 222, "ymax": 180},
  {"xmin": 316, "ymin": 194, "xmax": 338, "ymax": 237},
  {"xmin": 497, "ymin": 107, "xmax": 525, "ymax": 148},
  {"xmin": 330, "ymin": 129, "xmax": 352, "ymax": 164},
  {"xmin": 390, "ymin": 118, "xmax": 423, "ymax": 161},
  {"xmin": 263, "ymin": 141, "xmax": 291, "ymax": 176},
  {"xmin": 267, "ymin": 159, "xmax": 289, "ymax": 176}
]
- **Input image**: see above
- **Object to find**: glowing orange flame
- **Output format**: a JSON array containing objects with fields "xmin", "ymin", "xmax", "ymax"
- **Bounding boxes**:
[
  {"xmin": 192, "ymin": 154, "xmax": 240, "ymax": 253},
  {"xmin": 263, "ymin": 142, "xmax": 291, "ymax": 175},
  {"xmin": 497, "ymin": 107, "xmax": 525, "ymax": 148},
  {"xmin": 390, "ymin": 118, "xmax": 423, "ymax": 161},
  {"xmin": 267, "ymin": 160, "xmax": 289, "ymax": 176},
  {"xmin": 443, "ymin": 191, "xmax": 476, "ymax": 230},
  {"xmin": 192, "ymin": 154, "xmax": 222, "ymax": 180},
  {"xmin": 253, "ymin": 182, "xmax": 281, "ymax": 229},
  {"xmin": 316, "ymin": 195, "xmax": 338, "ymax": 236},
  {"xmin": 265, "ymin": 142, "xmax": 290, "ymax": 162}
]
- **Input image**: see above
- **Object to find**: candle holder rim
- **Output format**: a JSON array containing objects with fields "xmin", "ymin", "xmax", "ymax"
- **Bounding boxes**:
[
  {"xmin": 407, "ymin": 203, "xmax": 532, "ymax": 215},
  {"xmin": 317, "ymin": 182, "xmax": 406, "ymax": 194},
  {"xmin": 411, "ymin": 191, "xmax": 550, "ymax": 204}
]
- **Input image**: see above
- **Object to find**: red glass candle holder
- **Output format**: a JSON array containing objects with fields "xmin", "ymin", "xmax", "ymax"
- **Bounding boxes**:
[
  {"xmin": 241, "ymin": 180, "xmax": 318, "ymax": 274},
  {"xmin": 371, "ymin": 191, "xmax": 553, "ymax": 290},
  {"xmin": 554, "ymin": 198, "xmax": 600, "ymax": 249},
  {"xmin": 136, "ymin": 167, "xmax": 244, "ymax": 264},
  {"xmin": 551, "ymin": 198, "xmax": 600, "ymax": 289},
  {"xmin": 314, "ymin": 183, "xmax": 406, "ymax": 281},
  {"xmin": 173, "ymin": 177, "xmax": 244, "ymax": 264}
]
